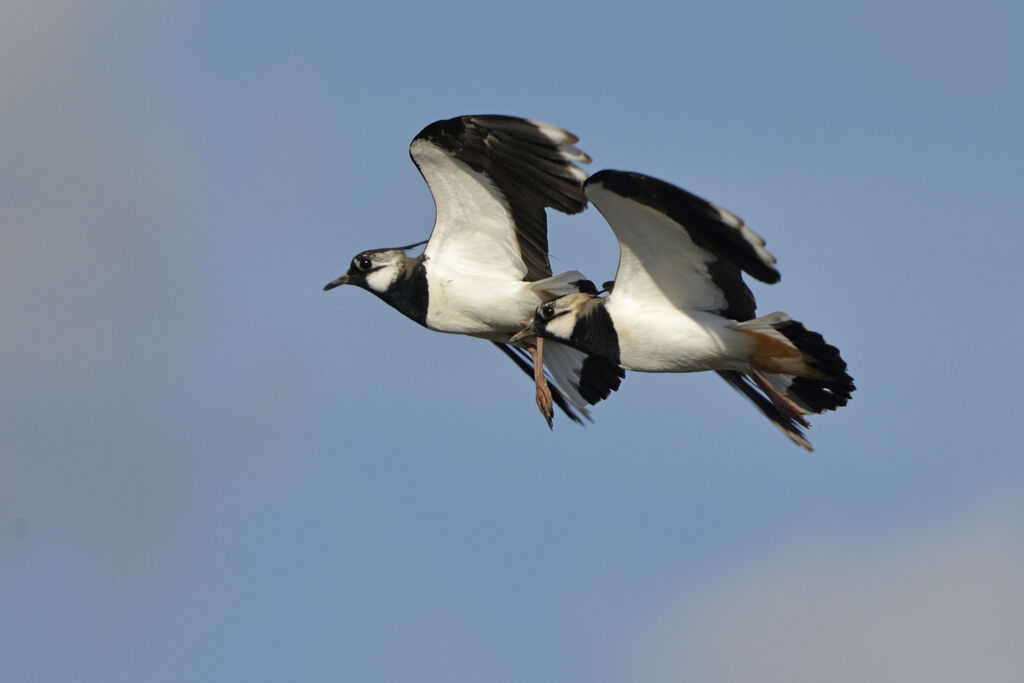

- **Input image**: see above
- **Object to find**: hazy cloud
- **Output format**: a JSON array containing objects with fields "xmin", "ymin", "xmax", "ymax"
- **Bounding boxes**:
[{"xmin": 618, "ymin": 495, "xmax": 1024, "ymax": 682}]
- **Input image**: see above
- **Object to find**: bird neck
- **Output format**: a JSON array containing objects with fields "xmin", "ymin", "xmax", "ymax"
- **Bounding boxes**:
[
  {"xmin": 379, "ymin": 254, "xmax": 429, "ymax": 326},
  {"xmin": 569, "ymin": 299, "xmax": 620, "ymax": 365}
]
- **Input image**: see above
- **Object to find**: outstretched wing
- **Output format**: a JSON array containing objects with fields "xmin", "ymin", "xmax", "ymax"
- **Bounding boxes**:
[
  {"xmin": 411, "ymin": 115, "xmax": 590, "ymax": 282},
  {"xmin": 585, "ymin": 170, "xmax": 779, "ymax": 321}
]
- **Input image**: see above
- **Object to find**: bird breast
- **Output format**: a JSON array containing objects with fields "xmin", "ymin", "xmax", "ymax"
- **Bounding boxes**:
[{"xmin": 424, "ymin": 271, "xmax": 539, "ymax": 338}]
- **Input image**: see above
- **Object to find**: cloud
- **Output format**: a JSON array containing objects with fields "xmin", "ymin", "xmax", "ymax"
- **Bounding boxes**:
[{"xmin": 618, "ymin": 495, "xmax": 1024, "ymax": 683}]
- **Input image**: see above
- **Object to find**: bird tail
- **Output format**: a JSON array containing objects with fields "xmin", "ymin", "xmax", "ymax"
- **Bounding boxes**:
[
  {"xmin": 727, "ymin": 313, "xmax": 854, "ymax": 449},
  {"xmin": 734, "ymin": 312, "xmax": 855, "ymax": 413}
]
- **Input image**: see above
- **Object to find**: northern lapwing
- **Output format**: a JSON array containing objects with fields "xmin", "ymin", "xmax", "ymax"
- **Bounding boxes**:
[
  {"xmin": 513, "ymin": 170, "xmax": 853, "ymax": 449},
  {"xmin": 324, "ymin": 115, "xmax": 624, "ymax": 426}
]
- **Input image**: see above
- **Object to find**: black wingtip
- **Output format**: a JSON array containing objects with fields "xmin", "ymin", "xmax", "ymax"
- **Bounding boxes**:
[
  {"xmin": 577, "ymin": 355, "xmax": 625, "ymax": 405},
  {"xmin": 586, "ymin": 170, "xmax": 781, "ymax": 285}
]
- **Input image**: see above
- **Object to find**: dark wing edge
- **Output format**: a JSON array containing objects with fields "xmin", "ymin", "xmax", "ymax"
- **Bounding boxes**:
[
  {"xmin": 716, "ymin": 370, "xmax": 813, "ymax": 451},
  {"xmin": 577, "ymin": 353, "xmax": 625, "ymax": 404},
  {"xmin": 586, "ymin": 170, "xmax": 781, "ymax": 320},
  {"xmin": 414, "ymin": 115, "xmax": 591, "ymax": 281}
]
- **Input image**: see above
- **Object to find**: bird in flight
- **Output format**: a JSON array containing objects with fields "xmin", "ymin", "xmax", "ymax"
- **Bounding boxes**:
[
  {"xmin": 513, "ymin": 170, "xmax": 854, "ymax": 449},
  {"xmin": 324, "ymin": 115, "xmax": 623, "ymax": 426}
]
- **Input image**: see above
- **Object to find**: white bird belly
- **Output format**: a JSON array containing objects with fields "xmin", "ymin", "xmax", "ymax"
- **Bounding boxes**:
[
  {"xmin": 424, "ymin": 270, "xmax": 538, "ymax": 339},
  {"xmin": 609, "ymin": 300, "xmax": 752, "ymax": 373}
]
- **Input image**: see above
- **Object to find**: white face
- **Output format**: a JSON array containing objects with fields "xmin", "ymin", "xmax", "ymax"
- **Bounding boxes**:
[
  {"xmin": 535, "ymin": 293, "xmax": 589, "ymax": 341},
  {"xmin": 351, "ymin": 250, "xmax": 405, "ymax": 293}
]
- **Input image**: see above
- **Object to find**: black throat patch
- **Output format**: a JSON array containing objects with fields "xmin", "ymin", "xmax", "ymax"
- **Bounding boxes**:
[
  {"xmin": 376, "ymin": 256, "xmax": 429, "ymax": 327},
  {"xmin": 568, "ymin": 301, "xmax": 620, "ymax": 365}
]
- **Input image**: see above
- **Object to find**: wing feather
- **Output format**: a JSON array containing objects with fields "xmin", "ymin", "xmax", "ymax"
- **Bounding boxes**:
[
  {"xmin": 412, "ymin": 115, "xmax": 591, "ymax": 282},
  {"xmin": 491, "ymin": 343, "xmax": 585, "ymax": 424},
  {"xmin": 586, "ymin": 170, "xmax": 780, "ymax": 321}
]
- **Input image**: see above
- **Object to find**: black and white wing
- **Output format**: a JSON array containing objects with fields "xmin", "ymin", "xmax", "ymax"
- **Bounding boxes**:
[
  {"xmin": 585, "ymin": 170, "xmax": 780, "ymax": 321},
  {"xmin": 411, "ymin": 115, "xmax": 591, "ymax": 282}
]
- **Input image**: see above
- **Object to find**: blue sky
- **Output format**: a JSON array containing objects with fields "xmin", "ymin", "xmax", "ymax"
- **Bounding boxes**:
[{"xmin": 2, "ymin": 1, "xmax": 1022, "ymax": 681}]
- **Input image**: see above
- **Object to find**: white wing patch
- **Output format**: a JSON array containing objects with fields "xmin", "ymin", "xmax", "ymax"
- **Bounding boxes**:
[
  {"xmin": 413, "ymin": 139, "xmax": 527, "ymax": 280},
  {"xmin": 588, "ymin": 183, "xmax": 729, "ymax": 314}
]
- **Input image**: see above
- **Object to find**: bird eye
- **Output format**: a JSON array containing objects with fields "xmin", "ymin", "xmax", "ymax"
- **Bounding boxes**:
[
  {"xmin": 355, "ymin": 256, "xmax": 372, "ymax": 271},
  {"xmin": 540, "ymin": 304, "xmax": 555, "ymax": 320}
]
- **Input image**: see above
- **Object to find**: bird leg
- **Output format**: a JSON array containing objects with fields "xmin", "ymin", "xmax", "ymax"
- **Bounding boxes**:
[
  {"xmin": 529, "ymin": 338, "xmax": 554, "ymax": 429},
  {"xmin": 748, "ymin": 362, "xmax": 811, "ymax": 428}
]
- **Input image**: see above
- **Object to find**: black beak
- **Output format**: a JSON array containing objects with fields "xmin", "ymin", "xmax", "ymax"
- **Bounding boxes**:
[
  {"xmin": 509, "ymin": 322, "xmax": 541, "ymax": 345},
  {"xmin": 323, "ymin": 274, "xmax": 350, "ymax": 291}
]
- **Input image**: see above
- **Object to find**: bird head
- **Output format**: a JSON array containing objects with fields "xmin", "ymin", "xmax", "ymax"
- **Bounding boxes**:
[
  {"xmin": 323, "ymin": 240, "xmax": 427, "ymax": 295},
  {"xmin": 510, "ymin": 292, "xmax": 594, "ymax": 345}
]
